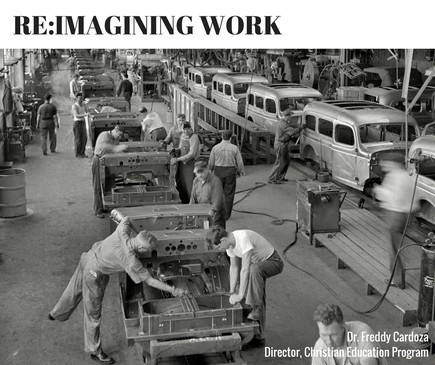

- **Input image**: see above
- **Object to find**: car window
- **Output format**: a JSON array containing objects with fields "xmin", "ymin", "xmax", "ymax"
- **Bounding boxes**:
[
  {"xmin": 265, "ymin": 99, "xmax": 276, "ymax": 114},
  {"xmin": 224, "ymin": 84, "xmax": 231, "ymax": 96},
  {"xmin": 203, "ymin": 73, "xmax": 213, "ymax": 83},
  {"xmin": 359, "ymin": 123, "xmax": 417, "ymax": 143},
  {"xmin": 195, "ymin": 74, "xmax": 201, "ymax": 84},
  {"xmin": 248, "ymin": 94, "xmax": 254, "ymax": 106},
  {"xmin": 318, "ymin": 118, "xmax": 333, "ymax": 137},
  {"xmin": 233, "ymin": 83, "xmax": 250, "ymax": 95},
  {"xmin": 417, "ymin": 157, "xmax": 435, "ymax": 179},
  {"xmin": 335, "ymin": 124, "xmax": 355, "ymax": 146},
  {"xmin": 364, "ymin": 72, "xmax": 383, "ymax": 87},
  {"xmin": 305, "ymin": 115, "xmax": 316, "ymax": 131},
  {"xmin": 218, "ymin": 82, "xmax": 223, "ymax": 92},
  {"xmin": 256, "ymin": 96, "xmax": 264, "ymax": 109},
  {"xmin": 213, "ymin": 81, "xmax": 217, "ymax": 90}
]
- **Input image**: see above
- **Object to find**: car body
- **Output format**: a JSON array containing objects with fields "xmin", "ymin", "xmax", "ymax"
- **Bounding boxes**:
[
  {"xmin": 364, "ymin": 86, "xmax": 435, "ymax": 128},
  {"xmin": 363, "ymin": 66, "xmax": 423, "ymax": 88},
  {"xmin": 300, "ymin": 100, "xmax": 420, "ymax": 192},
  {"xmin": 246, "ymin": 83, "xmax": 323, "ymax": 135},
  {"xmin": 187, "ymin": 66, "xmax": 231, "ymax": 99},
  {"xmin": 409, "ymin": 135, "xmax": 435, "ymax": 225},
  {"xmin": 211, "ymin": 73, "xmax": 268, "ymax": 116}
]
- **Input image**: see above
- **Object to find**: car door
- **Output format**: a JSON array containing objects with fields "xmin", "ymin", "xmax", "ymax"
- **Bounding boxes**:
[
  {"xmin": 331, "ymin": 123, "xmax": 358, "ymax": 188},
  {"xmin": 317, "ymin": 117, "xmax": 334, "ymax": 170}
]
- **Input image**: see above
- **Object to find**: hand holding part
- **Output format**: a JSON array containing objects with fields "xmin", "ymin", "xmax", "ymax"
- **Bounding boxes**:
[
  {"xmin": 172, "ymin": 287, "xmax": 188, "ymax": 297},
  {"xmin": 229, "ymin": 293, "xmax": 242, "ymax": 305}
]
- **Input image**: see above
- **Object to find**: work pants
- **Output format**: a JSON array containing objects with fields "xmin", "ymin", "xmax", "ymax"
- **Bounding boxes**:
[
  {"xmin": 214, "ymin": 166, "xmax": 237, "ymax": 220},
  {"xmin": 40, "ymin": 120, "xmax": 56, "ymax": 154},
  {"xmin": 177, "ymin": 160, "xmax": 195, "ymax": 204},
  {"xmin": 150, "ymin": 127, "xmax": 168, "ymax": 142},
  {"xmin": 384, "ymin": 210, "xmax": 408, "ymax": 287},
  {"xmin": 92, "ymin": 155, "xmax": 103, "ymax": 214},
  {"xmin": 268, "ymin": 142, "xmax": 289, "ymax": 182},
  {"xmin": 50, "ymin": 251, "xmax": 110, "ymax": 353},
  {"xmin": 245, "ymin": 250, "xmax": 284, "ymax": 339},
  {"xmin": 73, "ymin": 120, "xmax": 88, "ymax": 157}
]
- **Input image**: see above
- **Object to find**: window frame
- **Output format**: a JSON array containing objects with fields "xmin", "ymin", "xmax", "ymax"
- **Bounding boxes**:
[
  {"xmin": 265, "ymin": 98, "xmax": 277, "ymax": 114},
  {"xmin": 318, "ymin": 118, "xmax": 333, "ymax": 138},
  {"xmin": 224, "ymin": 84, "xmax": 232, "ymax": 96},
  {"xmin": 305, "ymin": 114, "xmax": 316, "ymax": 131},
  {"xmin": 334, "ymin": 123, "xmax": 355, "ymax": 146},
  {"xmin": 255, "ymin": 95, "xmax": 264, "ymax": 109}
]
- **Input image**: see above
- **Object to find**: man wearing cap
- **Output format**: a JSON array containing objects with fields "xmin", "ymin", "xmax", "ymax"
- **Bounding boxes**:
[
  {"xmin": 190, "ymin": 161, "xmax": 226, "ymax": 228},
  {"xmin": 69, "ymin": 74, "xmax": 83, "ymax": 103},
  {"xmin": 209, "ymin": 130, "xmax": 245, "ymax": 220},
  {"xmin": 72, "ymin": 92, "xmax": 89, "ymax": 158},
  {"xmin": 92, "ymin": 126, "xmax": 128, "ymax": 219},
  {"xmin": 139, "ymin": 107, "xmax": 168, "ymax": 142},
  {"xmin": 373, "ymin": 154, "xmax": 420, "ymax": 289},
  {"xmin": 36, "ymin": 94, "xmax": 60, "ymax": 155},
  {"xmin": 268, "ymin": 108, "xmax": 303, "ymax": 184},
  {"xmin": 171, "ymin": 122, "xmax": 201, "ymax": 204}
]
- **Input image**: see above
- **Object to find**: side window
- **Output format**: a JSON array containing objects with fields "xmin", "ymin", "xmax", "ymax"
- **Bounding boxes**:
[
  {"xmin": 305, "ymin": 115, "xmax": 316, "ymax": 131},
  {"xmin": 195, "ymin": 74, "xmax": 201, "ymax": 84},
  {"xmin": 218, "ymin": 82, "xmax": 223, "ymax": 92},
  {"xmin": 335, "ymin": 124, "xmax": 355, "ymax": 146},
  {"xmin": 248, "ymin": 94, "xmax": 254, "ymax": 106},
  {"xmin": 213, "ymin": 81, "xmax": 217, "ymax": 90},
  {"xmin": 265, "ymin": 99, "xmax": 276, "ymax": 114},
  {"xmin": 256, "ymin": 96, "xmax": 264, "ymax": 109},
  {"xmin": 318, "ymin": 118, "xmax": 333, "ymax": 138},
  {"xmin": 224, "ymin": 84, "xmax": 231, "ymax": 96}
]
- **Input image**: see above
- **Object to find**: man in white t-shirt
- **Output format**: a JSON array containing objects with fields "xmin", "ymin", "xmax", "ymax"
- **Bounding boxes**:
[
  {"xmin": 206, "ymin": 226, "xmax": 284, "ymax": 348},
  {"xmin": 139, "ymin": 107, "xmax": 168, "ymax": 141},
  {"xmin": 312, "ymin": 304, "xmax": 388, "ymax": 365}
]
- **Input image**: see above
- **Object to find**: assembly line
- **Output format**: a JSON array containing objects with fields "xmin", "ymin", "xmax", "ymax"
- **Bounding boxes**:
[{"xmin": 1, "ymin": 49, "xmax": 435, "ymax": 365}]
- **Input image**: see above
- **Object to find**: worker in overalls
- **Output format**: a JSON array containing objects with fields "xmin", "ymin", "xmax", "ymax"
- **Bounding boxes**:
[
  {"xmin": 268, "ymin": 108, "xmax": 303, "ymax": 184},
  {"xmin": 92, "ymin": 126, "xmax": 128, "ymax": 219},
  {"xmin": 170, "ymin": 122, "xmax": 201, "ymax": 204},
  {"xmin": 206, "ymin": 226, "xmax": 284, "ymax": 349},
  {"xmin": 49, "ymin": 217, "xmax": 188, "ymax": 364}
]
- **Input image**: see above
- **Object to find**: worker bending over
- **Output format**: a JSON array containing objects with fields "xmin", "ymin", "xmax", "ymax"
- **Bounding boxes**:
[
  {"xmin": 139, "ymin": 107, "xmax": 168, "ymax": 141},
  {"xmin": 190, "ymin": 161, "xmax": 226, "ymax": 228},
  {"xmin": 92, "ymin": 126, "xmax": 128, "ymax": 218},
  {"xmin": 312, "ymin": 304, "xmax": 387, "ymax": 365},
  {"xmin": 49, "ymin": 217, "xmax": 188, "ymax": 364},
  {"xmin": 206, "ymin": 226, "xmax": 283, "ymax": 348}
]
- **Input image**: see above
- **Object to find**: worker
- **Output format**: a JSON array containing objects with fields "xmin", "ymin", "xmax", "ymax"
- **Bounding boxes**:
[
  {"xmin": 162, "ymin": 113, "xmax": 186, "ymax": 149},
  {"xmin": 95, "ymin": 104, "xmax": 121, "ymax": 114},
  {"xmin": 312, "ymin": 304, "xmax": 388, "ymax": 365},
  {"xmin": 209, "ymin": 130, "xmax": 245, "ymax": 220},
  {"xmin": 36, "ymin": 94, "xmax": 60, "ymax": 156},
  {"xmin": 170, "ymin": 122, "xmax": 201, "ymax": 204},
  {"xmin": 69, "ymin": 74, "xmax": 83, "ymax": 103},
  {"xmin": 12, "ymin": 87, "xmax": 24, "ymax": 126},
  {"xmin": 206, "ymin": 226, "xmax": 283, "ymax": 348},
  {"xmin": 268, "ymin": 108, "xmax": 303, "ymax": 184},
  {"xmin": 373, "ymin": 153, "xmax": 419, "ymax": 289},
  {"xmin": 116, "ymin": 73, "xmax": 133, "ymax": 112},
  {"xmin": 49, "ymin": 217, "xmax": 188, "ymax": 364},
  {"xmin": 139, "ymin": 107, "xmax": 168, "ymax": 141},
  {"xmin": 190, "ymin": 161, "xmax": 226, "ymax": 228},
  {"xmin": 72, "ymin": 92, "xmax": 89, "ymax": 158},
  {"xmin": 127, "ymin": 65, "xmax": 142, "ymax": 95},
  {"xmin": 92, "ymin": 126, "xmax": 128, "ymax": 219}
]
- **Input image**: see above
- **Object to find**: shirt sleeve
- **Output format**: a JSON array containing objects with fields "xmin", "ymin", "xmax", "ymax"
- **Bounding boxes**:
[
  {"xmin": 226, "ymin": 247, "xmax": 236, "ymax": 258},
  {"xmin": 179, "ymin": 134, "xmax": 200, "ymax": 163},
  {"xmin": 189, "ymin": 179, "xmax": 198, "ymax": 204},
  {"xmin": 235, "ymin": 149, "xmax": 245, "ymax": 175},
  {"xmin": 208, "ymin": 147, "xmax": 216, "ymax": 170},
  {"xmin": 126, "ymin": 256, "xmax": 152, "ymax": 284}
]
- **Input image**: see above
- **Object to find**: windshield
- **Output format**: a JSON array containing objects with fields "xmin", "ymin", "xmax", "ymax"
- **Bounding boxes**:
[
  {"xmin": 279, "ymin": 97, "xmax": 322, "ymax": 111},
  {"xmin": 359, "ymin": 123, "xmax": 417, "ymax": 144},
  {"xmin": 203, "ymin": 73, "xmax": 214, "ymax": 83},
  {"xmin": 233, "ymin": 83, "xmax": 251, "ymax": 95}
]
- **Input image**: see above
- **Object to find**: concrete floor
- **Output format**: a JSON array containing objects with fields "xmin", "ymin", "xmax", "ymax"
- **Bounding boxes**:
[{"xmin": 0, "ymin": 63, "xmax": 432, "ymax": 365}]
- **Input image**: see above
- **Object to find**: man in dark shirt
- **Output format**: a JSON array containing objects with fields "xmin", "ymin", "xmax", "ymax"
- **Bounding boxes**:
[
  {"xmin": 37, "ymin": 94, "xmax": 59, "ymax": 155},
  {"xmin": 116, "ymin": 73, "xmax": 133, "ymax": 112},
  {"xmin": 190, "ymin": 161, "xmax": 226, "ymax": 228}
]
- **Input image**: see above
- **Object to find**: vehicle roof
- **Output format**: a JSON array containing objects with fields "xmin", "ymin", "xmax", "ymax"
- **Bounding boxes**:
[
  {"xmin": 365, "ymin": 86, "xmax": 435, "ymax": 98},
  {"xmin": 189, "ymin": 66, "xmax": 231, "ymax": 74},
  {"xmin": 249, "ymin": 83, "xmax": 323, "ymax": 98},
  {"xmin": 212, "ymin": 73, "xmax": 268, "ymax": 83},
  {"xmin": 304, "ymin": 100, "xmax": 418, "ymax": 126},
  {"xmin": 410, "ymin": 135, "xmax": 435, "ymax": 155}
]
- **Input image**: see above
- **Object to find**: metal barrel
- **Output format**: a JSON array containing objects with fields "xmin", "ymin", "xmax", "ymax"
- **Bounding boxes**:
[
  {"xmin": 0, "ymin": 168, "xmax": 27, "ymax": 218},
  {"xmin": 417, "ymin": 245, "xmax": 435, "ymax": 326}
]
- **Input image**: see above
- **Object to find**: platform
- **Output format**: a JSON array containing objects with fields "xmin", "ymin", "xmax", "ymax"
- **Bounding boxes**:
[{"xmin": 314, "ymin": 208, "xmax": 421, "ymax": 326}]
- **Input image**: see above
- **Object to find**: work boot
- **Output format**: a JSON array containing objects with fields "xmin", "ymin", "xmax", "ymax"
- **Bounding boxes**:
[
  {"xmin": 247, "ymin": 306, "xmax": 261, "ymax": 321},
  {"xmin": 90, "ymin": 350, "xmax": 115, "ymax": 364}
]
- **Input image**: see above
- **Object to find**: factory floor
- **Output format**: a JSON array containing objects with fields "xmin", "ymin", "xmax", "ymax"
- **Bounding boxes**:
[{"xmin": 0, "ymin": 63, "xmax": 432, "ymax": 365}]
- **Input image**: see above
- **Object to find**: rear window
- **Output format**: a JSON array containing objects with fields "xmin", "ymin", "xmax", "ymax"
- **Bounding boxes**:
[
  {"xmin": 335, "ymin": 125, "xmax": 355, "ymax": 146},
  {"xmin": 318, "ymin": 118, "xmax": 333, "ymax": 137},
  {"xmin": 364, "ymin": 72, "xmax": 383, "ymax": 87},
  {"xmin": 233, "ymin": 83, "xmax": 250, "ymax": 95},
  {"xmin": 203, "ymin": 73, "xmax": 213, "ymax": 83},
  {"xmin": 305, "ymin": 115, "xmax": 316, "ymax": 131}
]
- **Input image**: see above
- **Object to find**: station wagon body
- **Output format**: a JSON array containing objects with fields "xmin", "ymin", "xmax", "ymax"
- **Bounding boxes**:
[
  {"xmin": 187, "ymin": 66, "xmax": 231, "ymax": 99},
  {"xmin": 211, "ymin": 73, "xmax": 268, "ymax": 115},
  {"xmin": 300, "ymin": 100, "xmax": 420, "ymax": 192},
  {"xmin": 246, "ymin": 83, "xmax": 323, "ymax": 135}
]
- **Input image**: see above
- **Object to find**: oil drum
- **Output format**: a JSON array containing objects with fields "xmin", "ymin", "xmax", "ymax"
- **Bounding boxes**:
[
  {"xmin": 417, "ymin": 245, "xmax": 435, "ymax": 326},
  {"xmin": 0, "ymin": 168, "xmax": 27, "ymax": 218}
]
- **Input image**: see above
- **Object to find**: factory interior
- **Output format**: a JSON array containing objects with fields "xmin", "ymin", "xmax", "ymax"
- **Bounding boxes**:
[{"xmin": 2, "ymin": 49, "xmax": 435, "ymax": 365}]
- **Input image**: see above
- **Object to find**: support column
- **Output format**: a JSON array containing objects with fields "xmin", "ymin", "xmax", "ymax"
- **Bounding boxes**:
[{"xmin": 13, "ymin": 49, "xmax": 25, "ymax": 90}]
